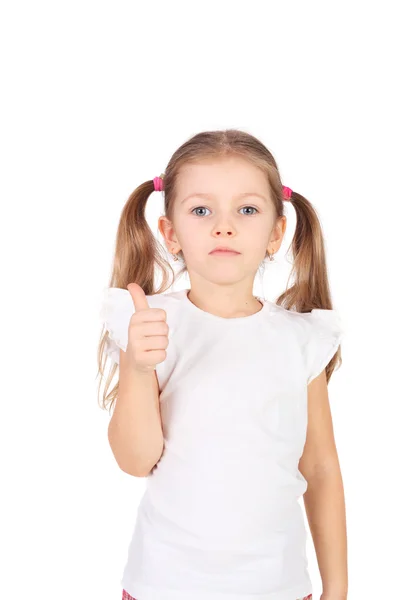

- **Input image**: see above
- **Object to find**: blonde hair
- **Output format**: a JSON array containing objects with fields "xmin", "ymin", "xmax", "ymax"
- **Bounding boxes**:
[{"xmin": 97, "ymin": 128, "xmax": 342, "ymax": 413}]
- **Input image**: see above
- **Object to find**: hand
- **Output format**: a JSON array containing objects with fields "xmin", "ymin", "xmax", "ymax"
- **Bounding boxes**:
[{"xmin": 126, "ymin": 283, "xmax": 169, "ymax": 373}]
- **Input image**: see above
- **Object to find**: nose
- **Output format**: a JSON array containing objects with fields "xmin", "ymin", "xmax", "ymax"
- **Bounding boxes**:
[
  {"xmin": 212, "ymin": 212, "xmax": 237, "ymax": 237},
  {"xmin": 213, "ymin": 224, "xmax": 235, "ymax": 236}
]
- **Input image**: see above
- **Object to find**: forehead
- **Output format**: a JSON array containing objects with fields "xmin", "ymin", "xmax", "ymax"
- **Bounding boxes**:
[{"xmin": 176, "ymin": 157, "xmax": 271, "ymax": 200}]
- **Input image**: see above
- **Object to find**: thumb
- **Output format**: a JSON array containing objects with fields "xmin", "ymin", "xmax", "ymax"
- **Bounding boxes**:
[{"xmin": 127, "ymin": 283, "xmax": 150, "ymax": 312}]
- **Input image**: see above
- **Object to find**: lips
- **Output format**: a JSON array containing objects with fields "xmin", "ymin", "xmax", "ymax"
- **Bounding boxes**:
[
  {"xmin": 210, "ymin": 247, "xmax": 240, "ymax": 254},
  {"xmin": 210, "ymin": 249, "xmax": 240, "ymax": 255}
]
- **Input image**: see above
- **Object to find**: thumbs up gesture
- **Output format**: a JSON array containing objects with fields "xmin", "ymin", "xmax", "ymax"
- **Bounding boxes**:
[{"xmin": 126, "ymin": 283, "xmax": 169, "ymax": 373}]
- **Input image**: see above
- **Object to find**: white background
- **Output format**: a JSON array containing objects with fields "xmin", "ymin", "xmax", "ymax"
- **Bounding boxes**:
[{"xmin": 1, "ymin": 1, "xmax": 399, "ymax": 599}]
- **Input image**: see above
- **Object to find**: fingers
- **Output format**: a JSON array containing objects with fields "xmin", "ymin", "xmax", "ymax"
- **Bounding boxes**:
[{"xmin": 125, "ymin": 283, "xmax": 168, "ymax": 371}]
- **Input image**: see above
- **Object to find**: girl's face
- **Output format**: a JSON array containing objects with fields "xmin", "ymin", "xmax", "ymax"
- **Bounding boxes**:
[{"xmin": 158, "ymin": 156, "xmax": 286, "ymax": 284}]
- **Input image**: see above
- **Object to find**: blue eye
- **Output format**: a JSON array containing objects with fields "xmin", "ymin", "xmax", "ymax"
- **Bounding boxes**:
[
  {"xmin": 191, "ymin": 206, "xmax": 210, "ymax": 217},
  {"xmin": 191, "ymin": 206, "xmax": 259, "ymax": 217},
  {"xmin": 240, "ymin": 206, "xmax": 258, "ymax": 215}
]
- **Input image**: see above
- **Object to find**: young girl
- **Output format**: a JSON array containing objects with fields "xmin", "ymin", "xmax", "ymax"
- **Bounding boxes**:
[{"xmin": 98, "ymin": 129, "xmax": 347, "ymax": 600}]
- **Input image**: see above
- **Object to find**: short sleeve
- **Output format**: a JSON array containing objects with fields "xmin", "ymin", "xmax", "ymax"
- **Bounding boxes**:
[
  {"xmin": 99, "ymin": 287, "xmax": 135, "ymax": 365},
  {"xmin": 303, "ymin": 308, "xmax": 345, "ymax": 385}
]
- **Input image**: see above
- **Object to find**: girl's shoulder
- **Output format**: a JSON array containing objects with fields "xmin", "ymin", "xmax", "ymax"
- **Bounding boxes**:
[
  {"xmin": 265, "ymin": 298, "xmax": 344, "ymax": 335},
  {"xmin": 264, "ymin": 300, "xmax": 345, "ymax": 384}
]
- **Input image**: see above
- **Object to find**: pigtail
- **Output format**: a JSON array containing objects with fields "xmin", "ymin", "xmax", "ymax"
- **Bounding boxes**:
[
  {"xmin": 97, "ymin": 179, "xmax": 178, "ymax": 414},
  {"xmin": 112, "ymin": 180, "xmax": 173, "ymax": 295},
  {"xmin": 275, "ymin": 191, "xmax": 343, "ymax": 383}
]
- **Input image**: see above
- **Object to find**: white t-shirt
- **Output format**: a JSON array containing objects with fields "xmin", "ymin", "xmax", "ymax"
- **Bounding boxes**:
[{"xmin": 100, "ymin": 286, "xmax": 345, "ymax": 600}]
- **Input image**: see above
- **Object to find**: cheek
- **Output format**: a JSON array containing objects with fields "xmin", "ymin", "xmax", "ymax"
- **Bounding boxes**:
[
  {"xmin": 175, "ymin": 218, "xmax": 206, "ymax": 246},
  {"xmin": 252, "ymin": 223, "xmax": 273, "ymax": 248}
]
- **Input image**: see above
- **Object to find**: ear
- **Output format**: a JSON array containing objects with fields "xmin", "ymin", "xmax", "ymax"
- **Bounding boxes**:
[
  {"xmin": 158, "ymin": 216, "xmax": 180, "ymax": 253},
  {"xmin": 268, "ymin": 216, "xmax": 287, "ymax": 252}
]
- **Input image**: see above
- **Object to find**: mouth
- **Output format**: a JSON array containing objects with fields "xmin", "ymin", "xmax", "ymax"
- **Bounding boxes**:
[{"xmin": 209, "ymin": 249, "xmax": 241, "ymax": 255}]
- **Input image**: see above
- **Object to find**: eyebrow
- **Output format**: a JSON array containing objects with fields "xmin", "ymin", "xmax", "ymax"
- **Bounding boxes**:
[{"xmin": 181, "ymin": 192, "xmax": 268, "ymax": 204}]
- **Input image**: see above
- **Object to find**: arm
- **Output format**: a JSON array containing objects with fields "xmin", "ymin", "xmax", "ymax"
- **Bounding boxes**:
[
  {"xmin": 298, "ymin": 370, "xmax": 348, "ymax": 600},
  {"xmin": 108, "ymin": 348, "xmax": 164, "ymax": 477}
]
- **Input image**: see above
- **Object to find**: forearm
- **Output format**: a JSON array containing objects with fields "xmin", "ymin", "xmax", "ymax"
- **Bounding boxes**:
[
  {"xmin": 303, "ymin": 463, "xmax": 348, "ymax": 599},
  {"xmin": 108, "ymin": 358, "xmax": 164, "ymax": 477}
]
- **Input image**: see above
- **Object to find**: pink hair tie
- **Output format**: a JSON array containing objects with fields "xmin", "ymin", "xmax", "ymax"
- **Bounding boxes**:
[
  {"xmin": 282, "ymin": 186, "xmax": 292, "ymax": 201},
  {"xmin": 153, "ymin": 173, "xmax": 165, "ymax": 191}
]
